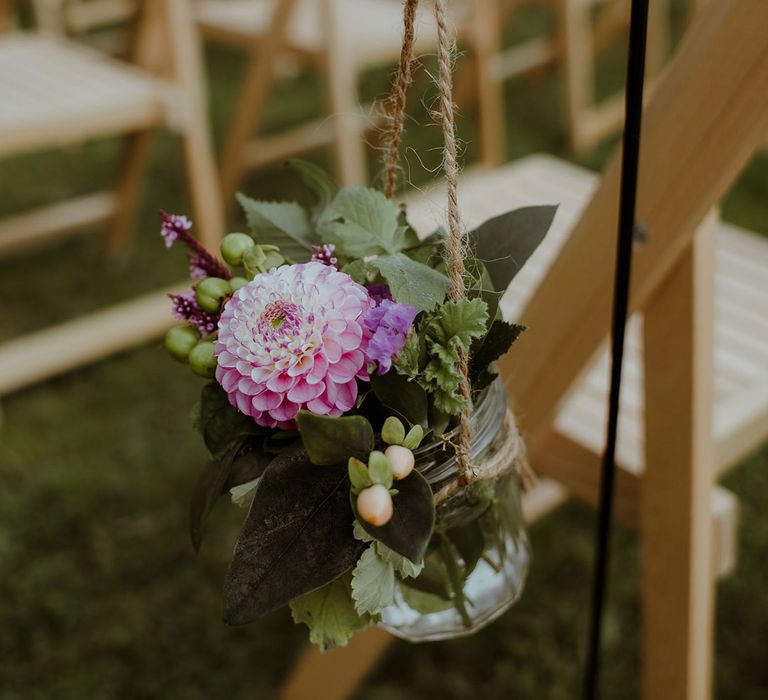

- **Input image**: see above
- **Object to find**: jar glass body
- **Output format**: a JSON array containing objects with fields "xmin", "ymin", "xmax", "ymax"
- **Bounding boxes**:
[{"xmin": 378, "ymin": 378, "xmax": 530, "ymax": 642}]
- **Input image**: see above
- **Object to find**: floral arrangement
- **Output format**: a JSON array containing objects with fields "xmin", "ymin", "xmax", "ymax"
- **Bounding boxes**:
[{"xmin": 160, "ymin": 160, "xmax": 554, "ymax": 648}]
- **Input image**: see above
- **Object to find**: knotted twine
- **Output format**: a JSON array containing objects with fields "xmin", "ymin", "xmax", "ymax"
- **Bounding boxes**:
[{"xmin": 382, "ymin": 0, "xmax": 532, "ymax": 499}]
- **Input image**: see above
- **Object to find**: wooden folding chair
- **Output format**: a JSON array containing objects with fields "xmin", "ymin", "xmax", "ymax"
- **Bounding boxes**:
[
  {"xmin": 0, "ymin": 0, "xmax": 224, "ymax": 395},
  {"xmin": 278, "ymin": 1, "xmax": 768, "ymax": 697}
]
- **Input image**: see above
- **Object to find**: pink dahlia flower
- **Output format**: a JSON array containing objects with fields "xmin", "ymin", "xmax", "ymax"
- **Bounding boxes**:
[{"xmin": 215, "ymin": 262, "xmax": 373, "ymax": 428}]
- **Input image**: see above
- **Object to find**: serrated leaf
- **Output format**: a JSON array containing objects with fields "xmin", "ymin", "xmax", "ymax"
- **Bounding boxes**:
[
  {"xmin": 297, "ymin": 412, "xmax": 374, "ymax": 465},
  {"xmin": 223, "ymin": 447, "xmax": 364, "ymax": 622},
  {"xmin": 370, "ymin": 372, "xmax": 429, "ymax": 428},
  {"xmin": 427, "ymin": 298, "xmax": 489, "ymax": 350},
  {"xmin": 353, "ymin": 468, "xmax": 435, "ymax": 563},
  {"xmin": 353, "ymin": 520, "xmax": 374, "ymax": 543},
  {"xmin": 237, "ymin": 194, "xmax": 314, "ymax": 262},
  {"xmin": 376, "ymin": 542, "xmax": 424, "ymax": 579},
  {"xmin": 290, "ymin": 572, "xmax": 370, "ymax": 651},
  {"xmin": 351, "ymin": 546, "xmax": 396, "ymax": 615},
  {"xmin": 371, "ymin": 253, "xmax": 449, "ymax": 312},
  {"xmin": 286, "ymin": 159, "xmax": 338, "ymax": 216},
  {"xmin": 469, "ymin": 205, "xmax": 557, "ymax": 292},
  {"xmin": 393, "ymin": 327, "xmax": 426, "ymax": 380},
  {"xmin": 318, "ymin": 187, "xmax": 404, "ymax": 256},
  {"xmin": 368, "ymin": 451, "xmax": 393, "ymax": 489}
]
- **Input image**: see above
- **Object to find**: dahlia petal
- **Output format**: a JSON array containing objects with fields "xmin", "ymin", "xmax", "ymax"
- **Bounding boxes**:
[
  {"xmin": 287, "ymin": 378, "xmax": 325, "ymax": 403},
  {"xmin": 306, "ymin": 396, "xmax": 333, "ymax": 415},
  {"xmin": 251, "ymin": 390, "xmax": 282, "ymax": 411},
  {"xmin": 333, "ymin": 380, "xmax": 357, "ymax": 412},
  {"xmin": 270, "ymin": 399, "xmax": 300, "ymax": 422},
  {"xmin": 266, "ymin": 372, "xmax": 297, "ymax": 393},
  {"xmin": 323, "ymin": 336, "xmax": 343, "ymax": 363},
  {"xmin": 327, "ymin": 351, "xmax": 364, "ymax": 383}
]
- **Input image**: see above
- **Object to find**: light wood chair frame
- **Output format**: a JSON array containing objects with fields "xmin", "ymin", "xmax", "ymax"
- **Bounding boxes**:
[{"xmin": 0, "ymin": 0, "xmax": 224, "ymax": 395}]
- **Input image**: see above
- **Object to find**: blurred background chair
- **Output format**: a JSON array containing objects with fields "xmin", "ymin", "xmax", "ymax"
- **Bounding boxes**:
[
  {"xmin": 196, "ymin": 0, "xmax": 511, "ymax": 201},
  {"xmin": 0, "ymin": 0, "xmax": 223, "ymax": 395}
]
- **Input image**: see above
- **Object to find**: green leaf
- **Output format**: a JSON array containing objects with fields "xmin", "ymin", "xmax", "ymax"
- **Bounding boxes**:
[
  {"xmin": 376, "ymin": 542, "xmax": 424, "ymax": 579},
  {"xmin": 427, "ymin": 298, "xmax": 489, "ymax": 350},
  {"xmin": 447, "ymin": 520, "xmax": 486, "ymax": 578},
  {"xmin": 237, "ymin": 194, "xmax": 314, "ymax": 262},
  {"xmin": 420, "ymin": 299, "xmax": 490, "ymax": 414},
  {"xmin": 348, "ymin": 457, "xmax": 371, "ymax": 493},
  {"xmin": 198, "ymin": 383, "xmax": 264, "ymax": 460},
  {"xmin": 371, "ymin": 253, "xmax": 449, "ymax": 312},
  {"xmin": 469, "ymin": 320, "xmax": 526, "ymax": 382},
  {"xmin": 381, "ymin": 416, "xmax": 406, "ymax": 445},
  {"xmin": 370, "ymin": 372, "xmax": 429, "ymax": 428},
  {"xmin": 469, "ymin": 205, "xmax": 557, "ymax": 292},
  {"xmin": 368, "ymin": 451, "xmax": 393, "ymax": 489},
  {"xmin": 393, "ymin": 327, "xmax": 426, "ymax": 381},
  {"xmin": 223, "ymin": 447, "xmax": 364, "ymax": 622},
  {"xmin": 318, "ymin": 187, "xmax": 404, "ymax": 256},
  {"xmin": 353, "ymin": 468, "xmax": 435, "ymax": 563},
  {"xmin": 353, "ymin": 520, "xmax": 374, "ymax": 543},
  {"xmin": 189, "ymin": 456, "xmax": 233, "ymax": 553},
  {"xmin": 290, "ymin": 572, "xmax": 370, "ymax": 651},
  {"xmin": 297, "ymin": 412, "xmax": 374, "ymax": 465},
  {"xmin": 402, "ymin": 425, "xmax": 424, "ymax": 450},
  {"xmin": 285, "ymin": 159, "xmax": 338, "ymax": 216},
  {"xmin": 351, "ymin": 546, "xmax": 396, "ymax": 615}
]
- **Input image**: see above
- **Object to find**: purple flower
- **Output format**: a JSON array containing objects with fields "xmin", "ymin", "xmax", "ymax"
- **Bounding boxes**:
[
  {"xmin": 169, "ymin": 291, "xmax": 219, "ymax": 337},
  {"xmin": 160, "ymin": 213, "xmax": 192, "ymax": 248},
  {"xmin": 363, "ymin": 299, "xmax": 418, "ymax": 375},
  {"xmin": 311, "ymin": 243, "xmax": 338, "ymax": 268},
  {"xmin": 159, "ymin": 210, "xmax": 231, "ymax": 280}
]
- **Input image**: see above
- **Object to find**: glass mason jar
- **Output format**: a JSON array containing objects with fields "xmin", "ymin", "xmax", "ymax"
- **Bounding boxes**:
[{"xmin": 378, "ymin": 377, "xmax": 530, "ymax": 642}]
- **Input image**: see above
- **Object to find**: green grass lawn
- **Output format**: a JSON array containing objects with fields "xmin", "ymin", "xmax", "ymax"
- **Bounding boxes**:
[{"xmin": 1, "ymin": 15, "xmax": 767, "ymax": 699}]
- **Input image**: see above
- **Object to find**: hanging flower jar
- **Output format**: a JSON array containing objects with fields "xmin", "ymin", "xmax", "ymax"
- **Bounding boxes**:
[{"xmin": 156, "ymin": 0, "xmax": 556, "ymax": 649}]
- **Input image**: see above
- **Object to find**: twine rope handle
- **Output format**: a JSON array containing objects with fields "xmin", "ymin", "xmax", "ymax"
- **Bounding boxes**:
[
  {"xmin": 433, "ymin": 0, "xmax": 473, "ymax": 484},
  {"xmin": 382, "ymin": 0, "xmax": 474, "ymax": 483}
]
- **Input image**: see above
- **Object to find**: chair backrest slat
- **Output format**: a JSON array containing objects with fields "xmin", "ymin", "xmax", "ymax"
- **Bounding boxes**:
[{"xmin": 500, "ymin": 0, "xmax": 768, "ymax": 448}]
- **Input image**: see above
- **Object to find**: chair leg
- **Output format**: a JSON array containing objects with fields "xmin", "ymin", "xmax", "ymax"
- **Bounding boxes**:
[
  {"xmin": 555, "ymin": 0, "xmax": 594, "ymax": 154},
  {"xmin": 160, "ymin": 0, "xmax": 226, "ymax": 250},
  {"xmin": 320, "ymin": 0, "xmax": 367, "ymax": 186},
  {"xmin": 472, "ymin": 0, "xmax": 506, "ymax": 168},
  {"xmin": 641, "ymin": 212, "xmax": 717, "ymax": 700},
  {"xmin": 218, "ymin": 0, "xmax": 299, "ymax": 205},
  {"xmin": 107, "ymin": 129, "xmax": 154, "ymax": 254},
  {"xmin": 280, "ymin": 627, "xmax": 394, "ymax": 700}
]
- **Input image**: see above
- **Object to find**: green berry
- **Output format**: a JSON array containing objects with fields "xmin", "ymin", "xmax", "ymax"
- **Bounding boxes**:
[
  {"xmin": 229, "ymin": 276, "xmax": 249, "ymax": 292},
  {"xmin": 189, "ymin": 341, "xmax": 217, "ymax": 378},
  {"xmin": 195, "ymin": 277, "xmax": 231, "ymax": 313},
  {"xmin": 220, "ymin": 232, "xmax": 255, "ymax": 266},
  {"xmin": 164, "ymin": 325, "xmax": 200, "ymax": 362}
]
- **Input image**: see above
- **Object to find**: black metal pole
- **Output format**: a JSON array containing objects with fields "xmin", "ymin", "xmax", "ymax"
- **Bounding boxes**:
[{"xmin": 582, "ymin": 1, "xmax": 650, "ymax": 698}]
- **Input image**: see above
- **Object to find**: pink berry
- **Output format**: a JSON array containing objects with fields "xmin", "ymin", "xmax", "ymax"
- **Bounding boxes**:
[
  {"xmin": 385, "ymin": 445, "xmax": 415, "ymax": 480},
  {"xmin": 357, "ymin": 485, "xmax": 393, "ymax": 526}
]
